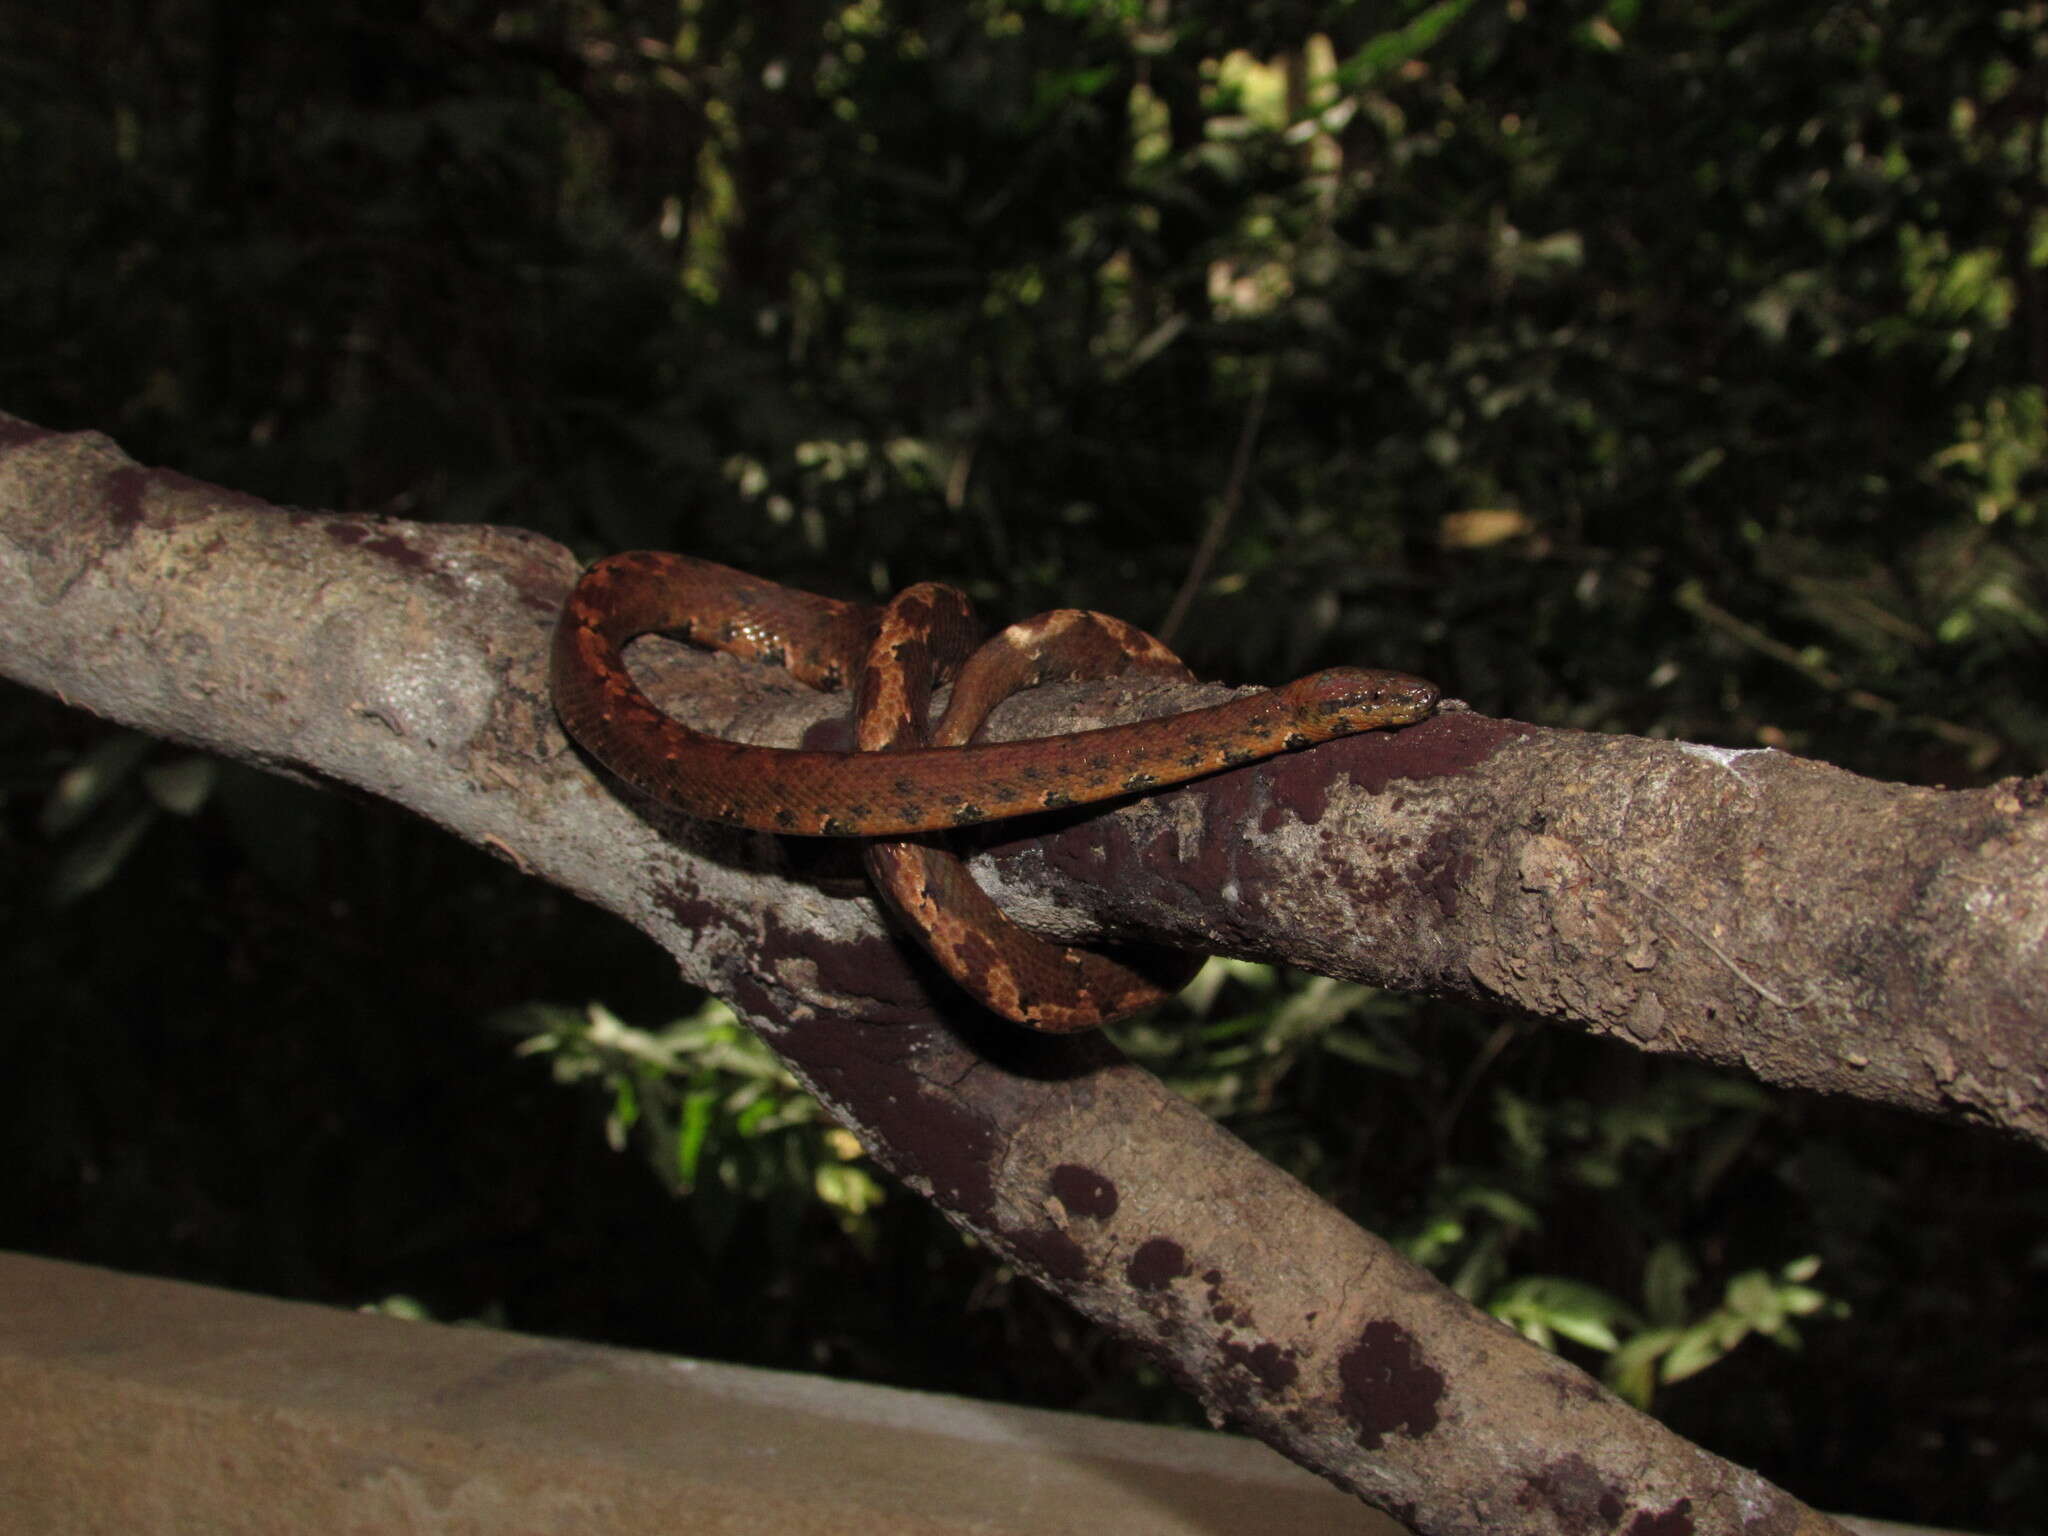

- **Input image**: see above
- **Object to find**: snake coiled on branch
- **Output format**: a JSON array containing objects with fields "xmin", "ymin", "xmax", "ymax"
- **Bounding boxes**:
[{"xmin": 552, "ymin": 552, "xmax": 1438, "ymax": 1030}]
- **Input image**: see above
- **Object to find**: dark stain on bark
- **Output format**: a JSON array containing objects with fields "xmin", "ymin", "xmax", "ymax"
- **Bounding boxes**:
[
  {"xmin": 1415, "ymin": 821, "xmax": 1476, "ymax": 919},
  {"xmin": 323, "ymin": 517, "xmax": 436, "ymax": 573},
  {"xmin": 1259, "ymin": 709, "xmax": 1464, "ymax": 817},
  {"xmin": 1007, "ymin": 1224, "xmax": 1092, "ymax": 1284},
  {"xmin": 723, "ymin": 906, "xmax": 1007, "ymax": 1218},
  {"xmin": 1519, "ymin": 1453, "xmax": 1627, "ymax": 1530},
  {"xmin": 1023, "ymin": 792, "xmax": 1163, "ymax": 906},
  {"xmin": 1049, "ymin": 1163, "xmax": 1117, "ymax": 1219},
  {"xmin": 105, "ymin": 465, "xmax": 149, "ymax": 531},
  {"xmin": 1200, "ymin": 1269, "xmax": 1254, "ymax": 1329},
  {"xmin": 1337, "ymin": 1320, "xmax": 1445, "ymax": 1449},
  {"xmin": 1383, "ymin": 710, "xmax": 1539, "ymax": 778},
  {"xmin": 772, "ymin": 1004, "xmax": 1000, "ymax": 1220},
  {"xmin": 1625, "ymin": 1498, "xmax": 1694, "ymax": 1536},
  {"xmin": 1259, "ymin": 740, "xmax": 1340, "ymax": 827},
  {"xmin": 1128, "ymin": 1237, "xmax": 1191, "ymax": 1291},
  {"xmin": 651, "ymin": 880, "xmax": 726, "ymax": 942},
  {"xmin": 1167, "ymin": 770, "xmax": 1285, "ymax": 937},
  {"xmin": 96, "ymin": 461, "xmax": 273, "ymax": 530},
  {"xmin": 1219, "ymin": 1337, "xmax": 1299, "ymax": 1394},
  {"xmin": 754, "ymin": 904, "xmax": 946, "ymax": 1026}
]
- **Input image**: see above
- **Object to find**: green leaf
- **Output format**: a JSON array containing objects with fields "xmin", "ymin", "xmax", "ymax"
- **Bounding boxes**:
[
  {"xmin": 1493, "ymin": 1088, "xmax": 1546, "ymax": 1164},
  {"xmin": 141, "ymin": 755, "xmax": 218, "ymax": 816},
  {"xmin": 1642, "ymin": 1242, "xmax": 1696, "ymax": 1328},
  {"xmin": 1489, "ymin": 1276, "xmax": 1639, "ymax": 1353},
  {"xmin": 39, "ymin": 732, "xmax": 153, "ymax": 836},
  {"xmin": 1337, "ymin": 0, "xmax": 1480, "ymax": 85},
  {"xmin": 1607, "ymin": 1329, "xmax": 1681, "ymax": 1408},
  {"xmin": 1661, "ymin": 1322, "xmax": 1741, "ymax": 1385},
  {"xmin": 676, "ymin": 1089, "xmax": 715, "ymax": 1190},
  {"xmin": 49, "ymin": 803, "xmax": 156, "ymax": 905},
  {"xmin": 1725, "ymin": 1269, "xmax": 1784, "ymax": 1330}
]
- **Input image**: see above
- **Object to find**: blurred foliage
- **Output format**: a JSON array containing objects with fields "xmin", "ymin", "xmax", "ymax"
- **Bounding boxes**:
[
  {"xmin": 4, "ymin": 0, "xmax": 2048, "ymax": 1529},
  {"xmin": 505, "ymin": 995, "xmax": 887, "ymax": 1249}
]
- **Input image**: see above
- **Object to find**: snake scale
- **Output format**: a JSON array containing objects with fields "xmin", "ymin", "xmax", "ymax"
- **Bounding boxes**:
[{"xmin": 552, "ymin": 551, "xmax": 1439, "ymax": 1030}]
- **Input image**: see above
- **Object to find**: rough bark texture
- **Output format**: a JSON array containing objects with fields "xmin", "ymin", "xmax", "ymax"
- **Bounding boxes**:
[{"xmin": 7, "ymin": 410, "xmax": 2008, "ymax": 1533}]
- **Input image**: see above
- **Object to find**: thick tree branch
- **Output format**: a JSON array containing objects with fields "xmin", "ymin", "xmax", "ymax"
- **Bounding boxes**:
[{"xmin": 0, "ymin": 412, "xmax": 1935, "ymax": 1534}]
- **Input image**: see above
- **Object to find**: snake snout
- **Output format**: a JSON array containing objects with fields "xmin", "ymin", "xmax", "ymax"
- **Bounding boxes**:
[{"xmin": 1291, "ymin": 667, "xmax": 1441, "ymax": 733}]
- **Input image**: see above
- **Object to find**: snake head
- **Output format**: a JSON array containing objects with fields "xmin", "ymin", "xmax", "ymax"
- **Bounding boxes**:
[{"xmin": 1284, "ymin": 668, "xmax": 1440, "ymax": 740}]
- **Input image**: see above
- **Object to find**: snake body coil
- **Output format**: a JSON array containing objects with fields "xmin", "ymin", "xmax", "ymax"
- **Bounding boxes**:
[{"xmin": 552, "ymin": 551, "xmax": 1438, "ymax": 1028}]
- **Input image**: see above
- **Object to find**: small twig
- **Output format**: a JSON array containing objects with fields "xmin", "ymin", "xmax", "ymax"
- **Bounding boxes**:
[
  {"xmin": 1674, "ymin": 580, "xmax": 2005, "ymax": 768},
  {"xmin": 1600, "ymin": 863, "xmax": 1816, "ymax": 1012},
  {"xmin": 1159, "ymin": 361, "xmax": 1271, "ymax": 645},
  {"xmin": 1433, "ymin": 1018, "xmax": 1523, "ymax": 1160}
]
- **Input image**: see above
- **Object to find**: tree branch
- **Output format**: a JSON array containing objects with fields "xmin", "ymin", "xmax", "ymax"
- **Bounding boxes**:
[{"xmin": 0, "ymin": 411, "xmax": 1958, "ymax": 1534}]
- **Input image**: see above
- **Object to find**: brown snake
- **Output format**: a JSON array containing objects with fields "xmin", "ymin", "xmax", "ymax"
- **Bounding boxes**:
[{"xmin": 552, "ymin": 551, "xmax": 1439, "ymax": 1031}]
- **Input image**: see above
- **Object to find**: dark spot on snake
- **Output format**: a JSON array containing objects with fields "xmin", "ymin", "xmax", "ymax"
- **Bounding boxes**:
[
  {"xmin": 1048, "ymin": 1164, "xmax": 1117, "ymax": 1219},
  {"xmin": 1041, "ymin": 791, "xmax": 1074, "ymax": 810},
  {"xmin": 1121, "ymin": 772, "xmax": 1159, "ymax": 792},
  {"xmin": 819, "ymin": 817, "xmax": 851, "ymax": 836},
  {"xmin": 951, "ymin": 803, "xmax": 986, "ymax": 825},
  {"xmin": 1337, "ymin": 1321, "xmax": 1444, "ymax": 1449},
  {"xmin": 1221, "ymin": 747, "xmax": 1257, "ymax": 766},
  {"xmin": 773, "ymin": 808, "xmax": 798, "ymax": 830},
  {"xmin": 1127, "ymin": 1238, "xmax": 1190, "ymax": 1291},
  {"xmin": 944, "ymin": 921, "xmax": 1007, "ymax": 983},
  {"xmin": 1283, "ymin": 732, "xmax": 1311, "ymax": 750},
  {"xmin": 1086, "ymin": 755, "xmax": 1111, "ymax": 771}
]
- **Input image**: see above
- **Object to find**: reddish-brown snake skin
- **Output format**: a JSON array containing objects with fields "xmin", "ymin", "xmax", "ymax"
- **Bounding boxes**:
[{"xmin": 551, "ymin": 551, "xmax": 1439, "ymax": 1029}]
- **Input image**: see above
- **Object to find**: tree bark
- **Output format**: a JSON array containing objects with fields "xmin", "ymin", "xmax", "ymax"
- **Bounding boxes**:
[{"xmin": 9, "ymin": 409, "xmax": 2011, "ymax": 1533}]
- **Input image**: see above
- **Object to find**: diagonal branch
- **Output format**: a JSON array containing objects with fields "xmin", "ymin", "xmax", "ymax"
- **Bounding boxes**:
[{"xmin": 0, "ymin": 410, "xmax": 1969, "ymax": 1533}]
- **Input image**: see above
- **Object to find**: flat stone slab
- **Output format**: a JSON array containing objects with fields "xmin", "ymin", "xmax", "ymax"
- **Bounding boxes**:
[
  {"xmin": 0, "ymin": 1251, "xmax": 1974, "ymax": 1535},
  {"xmin": 0, "ymin": 1250, "xmax": 1398, "ymax": 1534}
]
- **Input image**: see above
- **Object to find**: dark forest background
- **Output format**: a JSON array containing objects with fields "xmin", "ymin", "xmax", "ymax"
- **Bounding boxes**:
[{"xmin": 3, "ymin": 2, "xmax": 2045, "ymax": 1529}]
